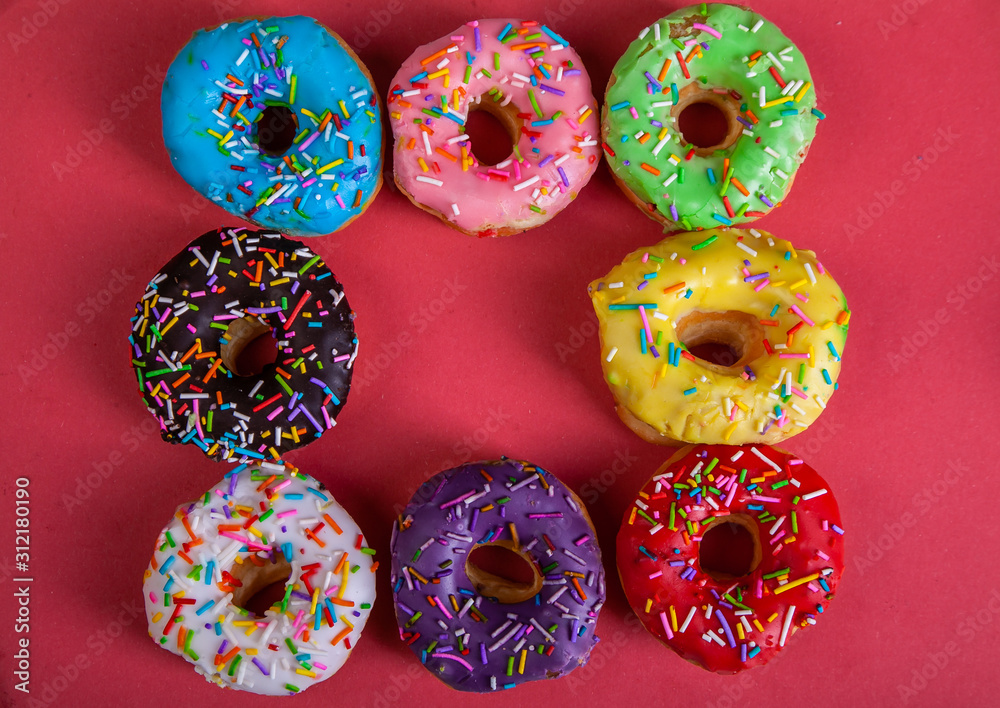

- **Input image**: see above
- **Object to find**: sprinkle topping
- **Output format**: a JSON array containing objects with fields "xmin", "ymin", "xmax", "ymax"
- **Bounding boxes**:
[
  {"xmin": 589, "ymin": 227, "xmax": 849, "ymax": 445},
  {"xmin": 617, "ymin": 444, "xmax": 845, "ymax": 673},
  {"xmin": 602, "ymin": 4, "xmax": 821, "ymax": 229},
  {"xmin": 390, "ymin": 459, "xmax": 605, "ymax": 691},
  {"xmin": 142, "ymin": 465, "xmax": 377, "ymax": 695},
  {"xmin": 128, "ymin": 227, "xmax": 357, "ymax": 463},
  {"xmin": 162, "ymin": 17, "xmax": 382, "ymax": 236},
  {"xmin": 387, "ymin": 19, "xmax": 601, "ymax": 235}
]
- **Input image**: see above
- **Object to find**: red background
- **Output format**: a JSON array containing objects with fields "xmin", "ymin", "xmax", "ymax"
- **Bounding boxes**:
[{"xmin": 2, "ymin": 0, "xmax": 999, "ymax": 706}]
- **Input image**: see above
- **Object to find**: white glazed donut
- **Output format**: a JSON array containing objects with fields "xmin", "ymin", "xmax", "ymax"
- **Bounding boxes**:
[{"xmin": 142, "ymin": 463, "xmax": 376, "ymax": 696}]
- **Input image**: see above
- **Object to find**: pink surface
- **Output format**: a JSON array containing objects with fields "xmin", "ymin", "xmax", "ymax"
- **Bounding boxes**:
[{"xmin": 1, "ymin": 1, "xmax": 998, "ymax": 706}]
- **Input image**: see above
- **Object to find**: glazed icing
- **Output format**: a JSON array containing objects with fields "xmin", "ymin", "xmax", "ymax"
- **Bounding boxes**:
[
  {"xmin": 388, "ymin": 19, "xmax": 601, "ymax": 236},
  {"xmin": 588, "ymin": 228, "xmax": 849, "ymax": 445},
  {"xmin": 127, "ymin": 227, "xmax": 357, "ymax": 463},
  {"xmin": 617, "ymin": 444, "xmax": 845, "ymax": 673},
  {"xmin": 162, "ymin": 16, "xmax": 382, "ymax": 236},
  {"xmin": 390, "ymin": 459, "xmax": 605, "ymax": 691},
  {"xmin": 142, "ymin": 465, "xmax": 377, "ymax": 695},
  {"xmin": 603, "ymin": 4, "xmax": 821, "ymax": 229}
]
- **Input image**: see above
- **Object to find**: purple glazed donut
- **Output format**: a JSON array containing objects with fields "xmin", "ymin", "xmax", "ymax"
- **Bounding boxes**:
[{"xmin": 390, "ymin": 458, "xmax": 606, "ymax": 692}]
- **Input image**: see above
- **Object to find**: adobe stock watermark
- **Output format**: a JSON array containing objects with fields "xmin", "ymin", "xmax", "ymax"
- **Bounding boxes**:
[
  {"xmin": 363, "ymin": 660, "xmax": 431, "ymax": 708},
  {"xmin": 7, "ymin": 0, "xmax": 72, "ymax": 54},
  {"xmin": 211, "ymin": 0, "xmax": 244, "ymax": 21},
  {"xmin": 564, "ymin": 610, "xmax": 646, "ymax": 693},
  {"xmin": 17, "ymin": 268, "xmax": 134, "ymax": 386},
  {"xmin": 61, "ymin": 416, "xmax": 163, "ymax": 514},
  {"xmin": 788, "ymin": 415, "xmax": 845, "ymax": 460},
  {"xmin": 390, "ymin": 407, "xmax": 513, "ymax": 517},
  {"xmin": 878, "ymin": 0, "xmax": 934, "ymax": 40},
  {"xmin": 176, "ymin": 168, "xmax": 239, "ymax": 224},
  {"xmin": 352, "ymin": 276, "xmax": 466, "ymax": 392},
  {"xmin": 364, "ymin": 599, "xmax": 640, "ymax": 707},
  {"xmin": 178, "ymin": 192, "xmax": 218, "ymax": 225},
  {"xmin": 896, "ymin": 588, "xmax": 1000, "ymax": 704},
  {"xmin": 20, "ymin": 598, "xmax": 144, "ymax": 707},
  {"xmin": 555, "ymin": 311, "xmax": 599, "ymax": 363},
  {"xmin": 574, "ymin": 415, "xmax": 842, "ymax": 510},
  {"xmin": 0, "ymin": 555, "xmax": 16, "ymax": 584},
  {"xmin": 51, "ymin": 64, "xmax": 167, "ymax": 181},
  {"xmin": 565, "ymin": 606, "xmax": 808, "ymax": 706},
  {"xmin": 435, "ymin": 407, "xmax": 513, "ymax": 473},
  {"xmin": 887, "ymin": 255, "xmax": 998, "ymax": 373},
  {"xmin": 853, "ymin": 458, "xmax": 966, "ymax": 577},
  {"xmin": 350, "ymin": 0, "xmax": 406, "ymax": 49},
  {"xmin": 701, "ymin": 630, "xmax": 808, "ymax": 708},
  {"xmin": 578, "ymin": 448, "xmax": 639, "ymax": 505},
  {"xmin": 543, "ymin": 0, "xmax": 588, "ymax": 26},
  {"xmin": 843, "ymin": 126, "xmax": 957, "ymax": 243}
]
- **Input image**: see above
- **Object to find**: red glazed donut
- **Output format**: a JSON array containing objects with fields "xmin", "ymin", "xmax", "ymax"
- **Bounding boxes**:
[{"xmin": 617, "ymin": 444, "xmax": 844, "ymax": 672}]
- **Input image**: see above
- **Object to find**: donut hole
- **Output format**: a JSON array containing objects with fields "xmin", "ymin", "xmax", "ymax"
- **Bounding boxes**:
[
  {"xmin": 230, "ymin": 556, "xmax": 293, "ymax": 618},
  {"xmin": 465, "ymin": 541, "xmax": 543, "ymax": 604},
  {"xmin": 675, "ymin": 310, "xmax": 765, "ymax": 373},
  {"xmin": 671, "ymin": 85, "xmax": 741, "ymax": 156},
  {"xmin": 463, "ymin": 100, "xmax": 520, "ymax": 167},
  {"xmin": 234, "ymin": 331, "xmax": 280, "ymax": 376},
  {"xmin": 220, "ymin": 316, "xmax": 278, "ymax": 377},
  {"xmin": 256, "ymin": 105, "xmax": 298, "ymax": 157},
  {"xmin": 687, "ymin": 341, "xmax": 740, "ymax": 366},
  {"xmin": 677, "ymin": 101, "xmax": 730, "ymax": 149},
  {"xmin": 698, "ymin": 515, "xmax": 762, "ymax": 581}
]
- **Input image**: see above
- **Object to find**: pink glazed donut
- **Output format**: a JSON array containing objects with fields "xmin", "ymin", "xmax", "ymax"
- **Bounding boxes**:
[{"xmin": 387, "ymin": 19, "xmax": 601, "ymax": 237}]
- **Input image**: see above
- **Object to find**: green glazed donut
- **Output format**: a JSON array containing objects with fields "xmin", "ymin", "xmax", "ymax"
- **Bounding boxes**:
[{"xmin": 602, "ymin": 4, "xmax": 824, "ymax": 230}]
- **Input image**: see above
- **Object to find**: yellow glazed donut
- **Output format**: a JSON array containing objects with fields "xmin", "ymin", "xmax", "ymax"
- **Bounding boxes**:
[{"xmin": 588, "ymin": 228, "xmax": 849, "ymax": 445}]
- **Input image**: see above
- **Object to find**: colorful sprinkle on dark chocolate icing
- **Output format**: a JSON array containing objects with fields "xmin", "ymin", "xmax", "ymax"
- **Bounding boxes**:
[{"xmin": 127, "ymin": 227, "xmax": 356, "ymax": 463}]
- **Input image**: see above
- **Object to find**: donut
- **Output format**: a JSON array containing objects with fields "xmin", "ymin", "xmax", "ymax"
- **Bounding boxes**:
[
  {"xmin": 162, "ymin": 16, "xmax": 383, "ymax": 237},
  {"xmin": 588, "ymin": 227, "xmax": 849, "ymax": 446},
  {"xmin": 127, "ymin": 227, "xmax": 357, "ymax": 463},
  {"xmin": 602, "ymin": 4, "xmax": 823, "ymax": 230},
  {"xmin": 390, "ymin": 459, "xmax": 606, "ymax": 691},
  {"xmin": 617, "ymin": 444, "xmax": 845, "ymax": 672},
  {"xmin": 387, "ymin": 20, "xmax": 601, "ymax": 237},
  {"xmin": 142, "ymin": 464, "xmax": 377, "ymax": 694}
]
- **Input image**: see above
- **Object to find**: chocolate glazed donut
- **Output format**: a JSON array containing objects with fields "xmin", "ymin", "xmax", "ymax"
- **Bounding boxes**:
[{"xmin": 128, "ymin": 227, "xmax": 357, "ymax": 463}]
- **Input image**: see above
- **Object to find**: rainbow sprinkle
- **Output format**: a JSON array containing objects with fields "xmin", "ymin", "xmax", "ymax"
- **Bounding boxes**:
[
  {"xmin": 142, "ymin": 465, "xmax": 377, "ymax": 695},
  {"xmin": 618, "ymin": 444, "xmax": 844, "ymax": 672},
  {"xmin": 127, "ymin": 228, "xmax": 357, "ymax": 463}
]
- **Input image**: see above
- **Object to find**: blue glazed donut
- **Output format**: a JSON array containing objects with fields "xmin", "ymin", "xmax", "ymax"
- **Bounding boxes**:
[{"xmin": 162, "ymin": 16, "xmax": 383, "ymax": 237}]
